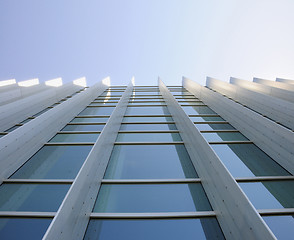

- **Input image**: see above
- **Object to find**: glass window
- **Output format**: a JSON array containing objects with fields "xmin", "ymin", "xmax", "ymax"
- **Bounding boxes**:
[
  {"xmin": 131, "ymin": 92, "xmax": 161, "ymax": 95},
  {"xmin": 10, "ymin": 145, "xmax": 92, "ymax": 179},
  {"xmin": 71, "ymin": 117, "xmax": 109, "ymax": 123},
  {"xmin": 211, "ymin": 144, "xmax": 290, "ymax": 177},
  {"xmin": 172, "ymin": 92, "xmax": 193, "ymax": 96},
  {"xmin": 0, "ymin": 218, "xmax": 52, "ymax": 240},
  {"xmin": 0, "ymin": 183, "xmax": 70, "ymax": 211},
  {"xmin": 177, "ymin": 99, "xmax": 200, "ymax": 102},
  {"xmin": 78, "ymin": 107, "xmax": 115, "ymax": 116},
  {"xmin": 182, "ymin": 106, "xmax": 216, "ymax": 115},
  {"xmin": 129, "ymin": 98, "xmax": 163, "ymax": 101},
  {"xmin": 61, "ymin": 124, "xmax": 105, "ymax": 132},
  {"xmin": 33, "ymin": 108, "xmax": 50, "ymax": 117},
  {"xmin": 84, "ymin": 218, "xmax": 224, "ymax": 240},
  {"xmin": 180, "ymin": 102, "xmax": 206, "ymax": 106},
  {"xmin": 100, "ymin": 91, "xmax": 123, "ymax": 96},
  {"xmin": 93, "ymin": 183, "xmax": 211, "ymax": 212},
  {"xmin": 49, "ymin": 133, "xmax": 99, "ymax": 143},
  {"xmin": 202, "ymin": 132, "xmax": 248, "ymax": 142},
  {"xmin": 104, "ymin": 145, "xmax": 197, "ymax": 179},
  {"xmin": 122, "ymin": 116, "xmax": 173, "ymax": 123},
  {"xmin": 263, "ymin": 215, "xmax": 294, "ymax": 240},
  {"xmin": 195, "ymin": 123, "xmax": 235, "ymax": 131},
  {"xmin": 130, "ymin": 95, "xmax": 163, "ymax": 99},
  {"xmin": 190, "ymin": 116, "xmax": 224, "ymax": 122},
  {"xmin": 239, "ymin": 181, "xmax": 294, "ymax": 209},
  {"xmin": 116, "ymin": 133, "xmax": 182, "ymax": 142},
  {"xmin": 125, "ymin": 106, "xmax": 170, "ymax": 115},
  {"xmin": 20, "ymin": 118, "xmax": 33, "ymax": 124},
  {"xmin": 120, "ymin": 124, "xmax": 177, "ymax": 131},
  {"xmin": 176, "ymin": 95, "xmax": 197, "ymax": 99}
]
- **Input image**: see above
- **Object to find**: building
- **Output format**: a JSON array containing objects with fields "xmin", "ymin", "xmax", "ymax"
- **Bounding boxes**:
[{"xmin": 0, "ymin": 76, "xmax": 293, "ymax": 240}]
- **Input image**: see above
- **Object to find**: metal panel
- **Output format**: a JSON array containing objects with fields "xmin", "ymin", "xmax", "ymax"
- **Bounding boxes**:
[
  {"xmin": 206, "ymin": 77, "xmax": 294, "ymax": 130},
  {"xmin": 43, "ymin": 80, "xmax": 133, "ymax": 240},
  {"xmin": 0, "ymin": 78, "xmax": 109, "ymax": 184},
  {"xmin": 162, "ymin": 78, "xmax": 276, "ymax": 240},
  {"xmin": 184, "ymin": 77, "xmax": 294, "ymax": 175},
  {"xmin": 276, "ymin": 78, "xmax": 294, "ymax": 85},
  {"xmin": 230, "ymin": 77, "xmax": 294, "ymax": 103},
  {"xmin": 0, "ymin": 81, "xmax": 84, "ymax": 132},
  {"xmin": 253, "ymin": 77, "xmax": 294, "ymax": 92}
]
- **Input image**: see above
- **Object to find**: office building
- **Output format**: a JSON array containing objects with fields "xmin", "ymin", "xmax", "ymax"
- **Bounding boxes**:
[{"xmin": 0, "ymin": 76, "xmax": 293, "ymax": 240}]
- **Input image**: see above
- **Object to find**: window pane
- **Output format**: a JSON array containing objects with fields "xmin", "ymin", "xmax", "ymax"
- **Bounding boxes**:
[
  {"xmin": 62, "ymin": 124, "xmax": 105, "ymax": 131},
  {"xmin": 49, "ymin": 133, "xmax": 99, "ymax": 143},
  {"xmin": 180, "ymin": 102, "xmax": 206, "ymax": 106},
  {"xmin": 125, "ymin": 106, "xmax": 170, "ymax": 115},
  {"xmin": 190, "ymin": 116, "xmax": 224, "ymax": 122},
  {"xmin": 0, "ymin": 184, "xmax": 70, "ymax": 211},
  {"xmin": 211, "ymin": 144, "xmax": 290, "ymax": 177},
  {"xmin": 89, "ymin": 102, "xmax": 118, "ymax": 106},
  {"xmin": 195, "ymin": 123, "xmax": 235, "ymax": 131},
  {"xmin": 79, "ymin": 107, "xmax": 115, "ymax": 116},
  {"xmin": 104, "ymin": 145, "xmax": 197, "ymax": 179},
  {"xmin": 263, "ymin": 215, "xmax": 294, "ymax": 240},
  {"xmin": 122, "ymin": 116, "xmax": 173, "ymax": 122},
  {"xmin": 182, "ymin": 106, "xmax": 216, "ymax": 115},
  {"xmin": 71, "ymin": 117, "xmax": 109, "ymax": 123},
  {"xmin": 5, "ymin": 125, "xmax": 21, "ymax": 132},
  {"xmin": 131, "ymin": 92, "xmax": 161, "ymax": 95},
  {"xmin": 116, "ymin": 133, "xmax": 182, "ymax": 142},
  {"xmin": 202, "ymin": 132, "xmax": 248, "ymax": 142},
  {"xmin": 120, "ymin": 124, "xmax": 177, "ymax": 130},
  {"xmin": 0, "ymin": 218, "xmax": 52, "ymax": 240},
  {"xmin": 10, "ymin": 146, "xmax": 92, "ymax": 179},
  {"xmin": 84, "ymin": 218, "xmax": 224, "ymax": 240},
  {"xmin": 129, "ymin": 98, "xmax": 163, "ymax": 101},
  {"xmin": 239, "ymin": 181, "xmax": 294, "ymax": 209},
  {"xmin": 94, "ymin": 183, "xmax": 211, "ymax": 212}
]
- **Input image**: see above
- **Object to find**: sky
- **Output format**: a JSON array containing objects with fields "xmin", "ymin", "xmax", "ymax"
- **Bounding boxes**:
[{"xmin": 0, "ymin": 0, "xmax": 294, "ymax": 86}]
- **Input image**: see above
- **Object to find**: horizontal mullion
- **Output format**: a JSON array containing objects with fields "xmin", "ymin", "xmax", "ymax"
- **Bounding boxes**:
[
  {"xmin": 258, "ymin": 208, "xmax": 294, "ymax": 216},
  {"xmin": 235, "ymin": 176, "xmax": 294, "ymax": 182},
  {"xmin": 57, "ymin": 131, "xmax": 101, "ymax": 134},
  {"xmin": 199, "ymin": 130, "xmax": 239, "ymax": 133},
  {"xmin": 75, "ymin": 115, "xmax": 110, "ymax": 118},
  {"xmin": 123, "ymin": 115, "xmax": 172, "ymax": 117},
  {"xmin": 120, "ymin": 122, "xmax": 175, "ymax": 124},
  {"xmin": 114, "ymin": 142, "xmax": 184, "ymax": 145},
  {"xmin": 194, "ymin": 121, "xmax": 229, "ymax": 124},
  {"xmin": 86, "ymin": 105, "xmax": 117, "ymax": 108},
  {"xmin": 101, "ymin": 179, "xmax": 201, "ymax": 184},
  {"xmin": 90, "ymin": 211, "xmax": 216, "ymax": 219},
  {"xmin": 118, "ymin": 130, "xmax": 179, "ymax": 133},
  {"xmin": 0, "ymin": 212, "xmax": 56, "ymax": 218},
  {"xmin": 180, "ymin": 104, "xmax": 207, "ymax": 107},
  {"xmin": 188, "ymin": 114, "xmax": 220, "ymax": 117},
  {"xmin": 2, "ymin": 179, "xmax": 74, "ymax": 184},
  {"xmin": 127, "ymin": 105, "xmax": 167, "ymax": 107},
  {"xmin": 67, "ymin": 123, "xmax": 106, "ymax": 125},
  {"xmin": 45, "ymin": 142, "xmax": 95, "ymax": 146},
  {"xmin": 208, "ymin": 141, "xmax": 253, "ymax": 144}
]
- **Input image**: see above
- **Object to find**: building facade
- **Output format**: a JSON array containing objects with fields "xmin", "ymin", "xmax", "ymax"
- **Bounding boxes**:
[{"xmin": 0, "ymin": 76, "xmax": 293, "ymax": 240}]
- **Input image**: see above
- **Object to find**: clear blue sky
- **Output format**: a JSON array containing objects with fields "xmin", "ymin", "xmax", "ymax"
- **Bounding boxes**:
[{"xmin": 0, "ymin": 0, "xmax": 294, "ymax": 86}]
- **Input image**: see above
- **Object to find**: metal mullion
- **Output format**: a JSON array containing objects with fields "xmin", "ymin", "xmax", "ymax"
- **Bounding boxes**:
[
  {"xmin": 200, "ymin": 130, "xmax": 239, "ymax": 133},
  {"xmin": 180, "ymin": 104, "xmax": 207, "ymax": 107},
  {"xmin": 114, "ymin": 142, "xmax": 184, "ymax": 145},
  {"xmin": 188, "ymin": 114, "xmax": 220, "ymax": 117},
  {"xmin": 75, "ymin": 115, "xmax": 110, "ymax": 118},
  {"xmin": 120, "ymin": 122, "xmax": 175, "ymax": 124},
  {"xmin": 86, "ymin": 105, "xmax": 117, "ymax": 108},
  {"xmin": 118, "ymin": 130, "xmax": 179, "ymax": 133},
  {"xmin": 3, "ymin": 179, "xmax": 75, "ymax": 184},
  {"xmin": 90, "ymin": 211, "xmax": 216, "ymax": 219},
  {"xmin": 208, "ymin": 141, "xmax": 253, "ymax": 144},
  {"xmin": 67, "ymin": 123, "xmax": 106, "ymax": 125},
  {"xmin": 258, "ymin": 208, "xmax": 294, "ymax": 216},
  {"xmin": 45, "ymin": 142, "xmax": 95, "ymax": 146},
  {"xmin": 194, "ymin": 121, "xmax": 229, "ymax": 124},
  {"xmin": 56, "ymin": 131, "xmax": 101, "ymax": 134},
  {"xmin": 124, "ymin": 114, "xmax": 172, "ymax": 117},
  {"xmin": 0, "ymin": 212, "xmax": 56, "ymax": 218},
  {"xmin": 127, "ymin": 105, "xmax": 167, "ymax": 107},
  {"xmin": 236, "ymin": 176, "xmax": 294, "ymax": 182},
  {"xmin": 101, "ymin": 179, "xmax": 201, "ymax": 184}
]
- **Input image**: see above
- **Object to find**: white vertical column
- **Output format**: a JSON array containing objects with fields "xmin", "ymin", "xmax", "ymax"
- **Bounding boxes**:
[
  {"xmin": 0, "ymin": 78, "xmax": 109, "ymax": 183},
  {"xmin": 253, "ymin": 77, "xmax": 294, "ymax": 92},
  {"xmin": 183, "ymin": 77, "xmax": 294, "ymax": 175},
  {"xmin": 43, "ymin": 79, "xmax": 134, "ymax": 240},
  {"xmin": 0, "ymin": 78, "xmax": 85, "ymax": 132},
  {"xmin": 159, "ymin": 78, "xmax": 275, "ymax": 240},
  {"xmin": 206, "ymin": 77, "xmax": 294, "ymax": 130},
  {"xmin": 230, "ymin": 77, "xmax": 294, "ymax": 103}
]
